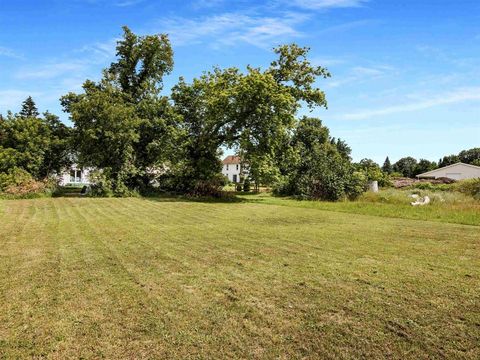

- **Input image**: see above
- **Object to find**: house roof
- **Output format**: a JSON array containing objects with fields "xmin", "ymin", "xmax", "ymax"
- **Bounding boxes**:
[
  {"xmin": 222, "ymin": 155, "xmax": 241, "ymax": 165},
  {"xmin": 417, "ymin": 162, "xmax": 480, "ymax": 177}
]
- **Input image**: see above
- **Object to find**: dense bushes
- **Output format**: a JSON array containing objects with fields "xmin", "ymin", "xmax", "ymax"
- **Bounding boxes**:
[
  {"xmin": 273, "ymin": 118, "xmax": 367, "ymax": 201},
  {"xmin": 0, "ymin": 168, "xmax": 56, "ymax": 198},
  {"xmin": 454, "ymin": 179, "xmax": 480, "ymax": 199}
]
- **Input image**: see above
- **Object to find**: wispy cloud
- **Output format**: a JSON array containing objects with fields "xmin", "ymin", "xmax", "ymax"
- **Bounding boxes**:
[
  {"xmin": 288, "ymin": 0, "xmax": 369, "ymax": 9},
  {"xmin": 159, "ymin": 12, "xmax": 309, "ymax": 48},
  {"xmin": 0, "ymin": 46, "xmax": 22, "ymax": 59},
  {"xmin": 0, "ymin": 90, "xmax": 41, "ymax": 112},
  {"xmin": 15, "ymin": 61, "xmax": 88, "ymax": 80},
  {"xmin": 115, "ymin": 0, "xmax": 144, "ymax": 6},
  {"xmin": 327, "ymin": 64, "xmax": 393, "ymax": 88},
  {"xmin": 339, "ymin": 87, "xmax": 480, "ymax": 120},
  {"xmin": 78, "ymin": 0, "xmax": 145, "ymax": 6}
]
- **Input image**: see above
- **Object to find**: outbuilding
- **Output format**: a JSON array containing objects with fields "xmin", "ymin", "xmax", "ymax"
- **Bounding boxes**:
[{"xmin": 417, "ymin": 162, "xmax": 480, "ymax": 180}]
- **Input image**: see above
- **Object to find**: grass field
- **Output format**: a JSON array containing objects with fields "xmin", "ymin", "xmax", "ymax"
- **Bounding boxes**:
[{"xmin": 0, "ymin": 196, "xmax": 479, "ymax": 358}]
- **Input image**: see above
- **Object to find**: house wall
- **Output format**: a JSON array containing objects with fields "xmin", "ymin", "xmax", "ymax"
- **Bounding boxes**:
[
  {"xmin": 418, "ymin": 164, "xmax": 480, "ymax": 180},
  {"xmin": 59, "ymin": 166, "xmax": 93, "ymax": 186},
  {"xmin": 222, "ymin": 163, "xmax": 242, "ymax": 182}
]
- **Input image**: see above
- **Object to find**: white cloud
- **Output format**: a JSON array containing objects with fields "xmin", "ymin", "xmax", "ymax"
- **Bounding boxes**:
[
  {"xmin": 327, "ymin": 64, "xmax": 393, "ymax": 88},
  {"xmin": 289, "ymin": 0, "xmax": 369, "ymax": 9},
  {"xmin": 15, "ymin": 61, "xmax": 88, "ymax": 80},
  {"xmin": 339, "ymin": 87, "xmax": 480, "ymax": 120},
  {"xmin": 115, "ymin": 0, "xmax": 144, "ymax": 6},
  {"xmin": 0, "ymin": 90, "xmax": 41, "ymax": 112},
  {"xmin": 0, "ymin": 46, "xmax": 22, "ymax": 59},
  {"xmin": 159, "ymin": 12, "xmax": 309, "ymax": 48}
]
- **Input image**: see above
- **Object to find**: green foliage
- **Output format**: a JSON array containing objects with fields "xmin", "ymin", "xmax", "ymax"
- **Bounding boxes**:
[
  {"xmin": 19, "ymin": 96, "xmax": 39, "ymax": 118},
  {"xmin": 243, "ymin": 178, "xmax": 251, "ymax": 192},
  {"xmin": 275, "ymin": 117, "xmax": 366, "ymax": 201},
  {"xmin": 235, "ymin": 183, "xmax": 242, "ymax": 192},
  {"xmin": 438, "ymin": 154, "xmax": 459, "ymax": 167},
  {"xmin": 0, "ymin": 167, "xmax": 56, "ymax": 198},
  {"xmin": 171, "ymin": 44, "xmax": 330, "ymax": 196},
  {"xmin": 453, "ymin": 179, "xmax": 480, "ymax": 199},
  {"xmin": 393, "ymin": 157, "xmax": 417, "ymax": 178},
  {"xmin": 61, "ymin": 27, "xmax": 177, "ymax": 196},
  {"xmin": 0, "ymin": 100, "xmax": 71, "ymax": 179},
  {"xmin": 87, "ymin": 169, "xmax": 114, "ymax": 197},
  {"xmin": 355, "ymin": 158, "xmax": 391, "ymax": 187},
  {"xmin": 382, "ymin": 156, "xmax": 393, "ymax": 174},
  {"xmin": 414, "ymin": 158, "xmax": 437, "ymax": 176},
  {"xmin": 458, "ymin": 148, "xmax": 480, "ymax": 165}
]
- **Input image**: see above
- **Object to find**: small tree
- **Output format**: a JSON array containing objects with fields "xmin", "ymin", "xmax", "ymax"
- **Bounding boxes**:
[
  {"xmin": 382, "ymin": 156, "xmax": 393, "ymax": 174},
  {"xmin": 19, "ymin": 96, "xmax": 39, "ymax": 118}
]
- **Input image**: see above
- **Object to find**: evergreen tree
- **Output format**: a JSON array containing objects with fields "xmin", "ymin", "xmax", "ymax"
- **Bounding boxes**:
[
  {"xmin": 382, "ymin": 156, "xmax": 393, "ymax": 174},
  {"xmin": 19, "ymin": 96, "xmax": 39, "ymax": 118}
]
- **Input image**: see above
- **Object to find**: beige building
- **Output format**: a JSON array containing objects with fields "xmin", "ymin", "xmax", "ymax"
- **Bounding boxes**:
[{"xmin": 417, "ymin": 162, "xmax": 480, "ymax": 180}]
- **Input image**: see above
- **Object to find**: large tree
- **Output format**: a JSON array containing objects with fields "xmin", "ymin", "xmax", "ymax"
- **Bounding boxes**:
[
  {"xmin": 414, "ymin": 159, "xmax": 437, "ymax": 176},
  {"xmin": 61, "ymin": 26, "xmax": 177, "ymax": 195},
  {"xmin": 170, "ymin": 45, "xmax": 330, "ymax": 193},
  {"xmin": 275, "ymin": 117, "xmax": 365, "ymax": 201},
  {"xmin": 393, "ymin": 157, "xmax": 418, "ymax": 178},
  {"xmin": 0, "ymin": 109, "xmax": 71, "ymax": 178},
  {"xmin": 458, "ymin": 148, "xmax": 480, "ymax": 165}
]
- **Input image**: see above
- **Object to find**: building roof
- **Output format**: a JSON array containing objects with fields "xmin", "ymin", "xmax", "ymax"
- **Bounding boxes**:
[
  {"xmin": 417, "ymin": 162, "xmax": 480, "ymax": 177},
  {"xmin": 222, "ymin": 155, "xmax": 241, "ymax": 165}
]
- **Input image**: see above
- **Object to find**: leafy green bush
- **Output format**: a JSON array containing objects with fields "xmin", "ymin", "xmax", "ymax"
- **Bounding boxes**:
[
  {"xmin": 243, "ymin": 178, "xmax": 251, "ymax": 192},
  {"xmin": 345, "ymin": 171, "xmax": 368, "ymax": 200},
  {"xmin": 407, "ymin": 182, "xmax": 452, "ymax": 191},
  {"xmin": 235, "ymin": 183, "xmax": 243, "ymax": 192},
  {"xmin": 454, "ymin": 179, "xmax": 480, "ymax": 199},
  {"xmin": 87, "ymin": 170, "xmax": 114, "ymax": 197}
]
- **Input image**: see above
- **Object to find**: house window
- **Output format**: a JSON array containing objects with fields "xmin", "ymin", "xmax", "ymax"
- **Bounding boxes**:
[
  {"xmin": 226, "ymin": 164, "xmax": 229, "ymax": 170},
  {"xmin": 70, "ymin": 169, "xmax": 82, "ymax": 183},
  {"xmin": 236, "ymin": 164, "xmax": 239, "ymax": 171}
]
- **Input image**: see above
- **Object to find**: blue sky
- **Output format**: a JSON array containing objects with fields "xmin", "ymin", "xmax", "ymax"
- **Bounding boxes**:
[{"xmin": 1, "ymin": 0, "xmax": 479, "ymax": 163}]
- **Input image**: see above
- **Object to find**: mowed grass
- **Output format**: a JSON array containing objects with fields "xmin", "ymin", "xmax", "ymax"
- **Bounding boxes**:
[{"xmin": 0, "ymin": 197, "xmax": 479, "ymax": 359}]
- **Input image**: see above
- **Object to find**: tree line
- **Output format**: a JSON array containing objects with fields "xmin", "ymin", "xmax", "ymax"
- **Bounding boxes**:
[
  {"xmin": 1, "ymin": 27, "xmax": 478, "ymax": 198},
  {"xmin": 380, "ymin": 149, "xmax": 480, "ymax": 178}
]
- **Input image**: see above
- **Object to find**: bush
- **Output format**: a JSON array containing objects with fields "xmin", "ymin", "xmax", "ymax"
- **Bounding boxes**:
[
  {"xmin": 345, "ymin": 171, "xmax": 368, "ymax": 200},
  {"xmin": 87, "ymin": 169, "xmax": 114, "ymax": 197},
  {"xmin": 454, "ymin": 179, "xmax": 480, "ymax": 199},
  {"xmin": 189, "ymin": 173, "xmax": 227, "ymax": 197},
  {"xmin": 235, "ymin": 183, "xmax": 243, "ymax": 192},
  {"xmin": 0, "ymin": 168, "xmax": 56, "ymax": 198},
  {"xmin": 243, "ymin": 178, "xmax": 251, "ymax": 192}
]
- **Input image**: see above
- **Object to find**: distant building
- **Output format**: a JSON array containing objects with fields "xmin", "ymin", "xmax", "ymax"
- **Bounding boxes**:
[
  {"xmin": 417, "ymin": 162, "xmax": 480, "ymax": 180},
  {"xmin": 221, "ymin": 155, "xmax": 244, "ymax": 183},
  {"xmin": 59, "ymin": 165, "xmax": 92, "ymax": 186}
]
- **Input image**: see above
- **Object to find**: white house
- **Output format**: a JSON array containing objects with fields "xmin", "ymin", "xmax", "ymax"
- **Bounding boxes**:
[
  {"xmin": 59, "ymin": 165, "xmax": 92, "ymax": 186},
  {"xmin": 417, "ymin": 162, "xmax": 480, "ymax": 180},
  {"xmin": 222, "ymin": 155, "xmax": 243, "ymax": 183}
]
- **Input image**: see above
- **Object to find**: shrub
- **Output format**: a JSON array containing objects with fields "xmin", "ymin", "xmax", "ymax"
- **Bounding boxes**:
[
  {"xmin": 454, "ymin": 179, "xmax": 480, "ymax": 199},
  {"xmin": 235, "ymin": 183, "xmax": 243, "ymax": 192},
  {"xmin": 0, "ymin": 168, "xmax": 57, "ymax": 198},
  {"xmin": 87, "ymin": 170, "xmax": 114, "ymax": 197},
  {"xmin": 243, "ymin": 178, "xmax": 251, "ymax": 192},
  {"xmin": 345, "ymin": 171, "xmax": 368, "ymax": 200}
]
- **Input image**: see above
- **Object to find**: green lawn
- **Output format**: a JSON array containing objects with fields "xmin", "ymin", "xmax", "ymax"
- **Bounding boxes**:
[{"xmin": 0, "ymin": 197, "xmax": 479, "ymax": 359}]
